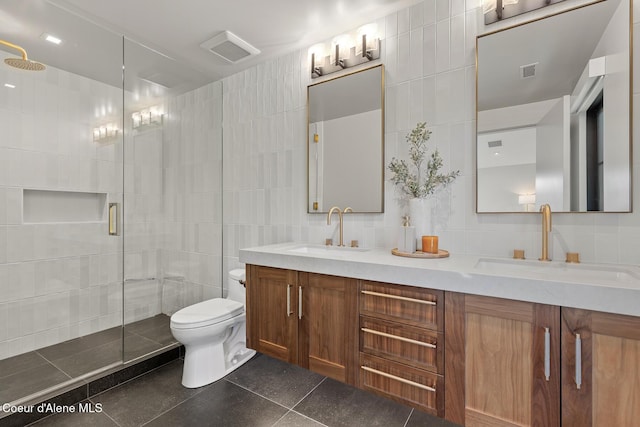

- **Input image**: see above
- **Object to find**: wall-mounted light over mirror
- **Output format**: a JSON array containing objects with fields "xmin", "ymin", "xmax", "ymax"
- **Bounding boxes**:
[
  {"xmin": 307, "ymin": 64, "xmax": 384, "ymax": 213},
  {"xmin": 476, "ymin": 0, "xmax": 631, "ymax": 213},
  {"xmin": 483, "ymin": 0, "xmax": 567, "ymax": 24},
  {"xmin": 310, "ymin": 24, "xmax": 380, "ymax": 79}
]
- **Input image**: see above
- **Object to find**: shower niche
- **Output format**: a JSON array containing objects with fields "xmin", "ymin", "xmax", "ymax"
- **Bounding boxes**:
[{"xmin": 23, "ymin": 190, "xmax": 108, "ymax": 223}]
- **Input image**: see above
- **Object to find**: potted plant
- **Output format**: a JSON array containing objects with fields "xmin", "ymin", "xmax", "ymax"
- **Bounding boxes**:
[{"xmin": 388, "ymin": 122, "xmax": 459, "ymax": 249}]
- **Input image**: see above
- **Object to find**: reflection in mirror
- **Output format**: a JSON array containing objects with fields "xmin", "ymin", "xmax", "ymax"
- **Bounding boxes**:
[
  {"xmin": 307, "ymin": 64, "xmax": 384, "ymax": 213},
  {"xmin": 476, "ymin": 0, "xmax": 631, "ymax": 212}
]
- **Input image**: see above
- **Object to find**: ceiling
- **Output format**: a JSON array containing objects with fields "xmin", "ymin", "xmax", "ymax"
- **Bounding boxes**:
[{"xmin": 0, "ymin": 0, "xmax": 419, "ymax": 98}]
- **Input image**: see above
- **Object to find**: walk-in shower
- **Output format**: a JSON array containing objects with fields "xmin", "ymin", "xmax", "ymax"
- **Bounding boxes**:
[{"xmin": 0, "ymin": 0, "xmax": 223, "ymax": 418}]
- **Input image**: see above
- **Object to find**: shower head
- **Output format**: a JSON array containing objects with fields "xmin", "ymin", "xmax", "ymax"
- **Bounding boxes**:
[
  {"xmin": 0, "ymin": 39, "xmax": 46, "ymax": 71},
  {"xmin": 4, "ymin": 57, "xmax": 46, "ymax": 71}
]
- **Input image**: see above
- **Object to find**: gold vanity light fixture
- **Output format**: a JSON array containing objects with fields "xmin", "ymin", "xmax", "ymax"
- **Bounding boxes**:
[
  {"xmin": 132, "ymin": 105, "xmax": 164, "ymax": 129},
  {"xmin": 93, "ymin": 123, "xmax": 119, "ymax": 143},
  {"xmin": 518, "ymin": 193, "xmax": 536, "ymax": 212},
  {"xmin": 310, "ymin": 24, "xmax": 380, "ymax": 79}
]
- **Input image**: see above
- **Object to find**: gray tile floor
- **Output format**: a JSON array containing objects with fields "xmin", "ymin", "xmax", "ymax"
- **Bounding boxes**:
[
  {"xmin": 30, "ymin": 354, "xmax": 461, "ymax": 427},
  {"xmin": 0, "ymin": 315, "xmax": 175, "ymax": 405}
]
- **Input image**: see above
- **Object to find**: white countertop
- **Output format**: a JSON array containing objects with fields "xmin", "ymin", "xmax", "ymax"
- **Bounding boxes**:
[{"xmin": 239, "ymin": 242, "xmax": 640, "ymax": 317}]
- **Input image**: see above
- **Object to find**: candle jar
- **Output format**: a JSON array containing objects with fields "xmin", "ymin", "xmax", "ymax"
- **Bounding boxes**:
[{"xmin": 422, "ymin": 235, "xmax": 439, "ymax": 254}]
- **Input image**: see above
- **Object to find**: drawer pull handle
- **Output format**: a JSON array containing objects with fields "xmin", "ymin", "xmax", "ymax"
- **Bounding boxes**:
[
  {"xmin": 361, "ymin": 366, "xmax": 436, "ymax": 392},
  {"xmin": 361, "ymin": 290, "xmax": 436, "ymax": 306},
  {"xmin": 575, "ymin": 333, "xmax": 582, "ymax": 390},
  {"xmin": 361, "ymin": 328, "xmax": 436, "ymax": 349},
  {"xmin": 544, "ymin": 327, "xmax": 551, "ymax": 381},
  {"xmin": 298, "ymin": 286, "xmax": 303, "ymax": 320}
]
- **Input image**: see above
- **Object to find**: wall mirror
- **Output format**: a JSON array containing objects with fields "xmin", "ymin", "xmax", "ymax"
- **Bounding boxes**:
[
  {"xmin": 307, "ymin": 64, "xmax": 384, "ymax": 213},
  {"xmin": 476, "ymin": 0, "xmax": 631, "ymax": 213}
]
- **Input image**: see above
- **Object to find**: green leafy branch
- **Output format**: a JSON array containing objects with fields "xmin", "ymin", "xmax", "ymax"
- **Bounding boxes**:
[{"xmin": 388, "ymin": 122, "xmax": 460, "ymax": 199}]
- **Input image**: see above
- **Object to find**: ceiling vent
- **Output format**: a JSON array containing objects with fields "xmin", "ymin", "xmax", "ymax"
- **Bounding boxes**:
[
  {"xmin": 200, "ymin": 31, "xmax": 260, "ymax": 64},
  {"xmin": 488, "ymin": 140, "xmax": 503, "ymax": 148},
  {"xmin": 520, "ymin": 62, "xmax": 538, "ymax": 79}
]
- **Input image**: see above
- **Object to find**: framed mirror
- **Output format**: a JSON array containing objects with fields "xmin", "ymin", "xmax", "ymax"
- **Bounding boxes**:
[
  {"xmin": 476, "ymin": 0, "xmax": 631, "ymax": 213},
  {"xmin": 307, "ymin": 64, "xmax": 384, "ymax": 213}
]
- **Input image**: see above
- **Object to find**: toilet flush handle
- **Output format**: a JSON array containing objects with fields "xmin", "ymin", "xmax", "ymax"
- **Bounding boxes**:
[{"xmin": 239, "ymin": 279, "xmax": 246, "ymax": 287}]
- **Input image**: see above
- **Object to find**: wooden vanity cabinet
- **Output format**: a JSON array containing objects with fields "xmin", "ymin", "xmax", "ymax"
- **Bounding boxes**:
[
  {"xmin": 445, "ymin": 292, "xmax": 561, "ymax": 427},
  {"xmin": 247, "ymin": 266, "xmax": 640, "ymax": 425},
  {"xmin": 561, "ymin": 308, "xmax": 640, "ymax": 427},
  {"xmin": 246, "ymin": 266, "xmax": 298, "ymax": 363},
  {"xmin": 358, "ymin": 280, "xmax": 445, "ymax": 416},
  {"xmin": 246, "ymin": 265, "xmax": 358, "ymax": 385}
]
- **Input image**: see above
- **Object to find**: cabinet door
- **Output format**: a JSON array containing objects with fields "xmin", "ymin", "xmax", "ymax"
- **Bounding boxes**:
[
  {"xmin": 298, "ymin": 272, "xmax": 358, "ymax": 385},
  {"xmin": 246, "ymin": 265, "xmax": 298, "ymax": 363},
  {"xmin": 449, "ymin": 294, "xmax": 560, "ymax": 427},
  {"xmin": 562, "ymin": 308, "xmax": 640, "ymax": 427}
]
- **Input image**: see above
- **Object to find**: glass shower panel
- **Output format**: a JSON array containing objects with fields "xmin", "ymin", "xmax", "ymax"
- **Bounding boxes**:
[
  {"xmin": 0, "ymin": 0, "xmax": 124, "ymax": 407},
  {"xmin": 122, "ymin": 39, "xmax": 224, "ymax": 362}
]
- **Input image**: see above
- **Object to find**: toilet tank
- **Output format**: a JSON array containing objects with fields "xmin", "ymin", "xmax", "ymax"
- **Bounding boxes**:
[{"xmin": 227, "ymin": 268, "xmax": 246, "ymax": 304}]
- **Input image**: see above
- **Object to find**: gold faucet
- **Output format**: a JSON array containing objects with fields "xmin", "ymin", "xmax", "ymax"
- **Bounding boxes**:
[
  {"xmin": 327, "ymin": 206, "xmax": 352, "ymax": 247},
  {"xmin": 539, "ymin": 203, "xmax": 552, "ymax": 261}
]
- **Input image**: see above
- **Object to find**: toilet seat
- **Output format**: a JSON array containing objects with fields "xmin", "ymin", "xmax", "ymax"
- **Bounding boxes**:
[{"xmin": 170, "ymin": 298, "xmax": 244, "ymax": 330}]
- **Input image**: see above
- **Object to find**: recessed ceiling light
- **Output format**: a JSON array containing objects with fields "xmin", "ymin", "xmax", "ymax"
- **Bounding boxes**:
[
  {"xmin": 41, "ymin": 33, "xmax": 62, "ymax": 45},
  {"xmin": 4, "ymin": 83, "xmax": 16, "ymax": 89}
]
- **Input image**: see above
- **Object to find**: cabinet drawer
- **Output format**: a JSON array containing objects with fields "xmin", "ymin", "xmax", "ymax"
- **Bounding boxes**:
[
  {"xmin": 360, "ymin": 353, "xmax": 443, "ymax": 416},
  {"xmin": 360, "ymin": 281, "xmax": 442, "ymax": 331},
  {"xmin": 360, "ymin": 317, "xmax": 443, "ymax": 374}
]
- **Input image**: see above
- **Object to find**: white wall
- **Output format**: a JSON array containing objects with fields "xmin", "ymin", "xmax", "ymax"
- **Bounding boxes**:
[
  {"xmin": 536, "ymin": 97, "xmax": 567, "ymax": 210},
  {"xmin": 478, "ymin": 164, "xmax": 537, "ymax": 211},
  {"xmin": 321, "ymin": 110, "xmax": 382, "ymax": 211},
  {"xmin": 592, "ymin": 0, "xmax": 631, "ymax": 211},
  {"xmin": 161, "ymin": 82, "xmax": 224, "ymax": 307},
  {"xmin": 123, "ymin": 126, "xmax": 164, "ymax": 324},
  {"xmin": 222, "ymin": 0, "xmax": 640, "ymax": 268}
]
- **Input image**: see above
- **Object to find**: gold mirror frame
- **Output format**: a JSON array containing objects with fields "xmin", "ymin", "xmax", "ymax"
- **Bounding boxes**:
[
  {"xmin": 475, "ymin": 0, "xmax": 633, "ymax": 213},
  {"xmin": 307, "ymin": 64, "xmax": 385, "ymax": 214}
]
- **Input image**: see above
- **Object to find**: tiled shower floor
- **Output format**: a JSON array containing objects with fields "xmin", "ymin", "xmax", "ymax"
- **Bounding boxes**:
[
  {"xmin": 0, "ymin": 315, "xmax": 175, "ymax": 405},
  {"xmin": 30, "ymin": 354, "xmax": 462, "ymax": 427}
]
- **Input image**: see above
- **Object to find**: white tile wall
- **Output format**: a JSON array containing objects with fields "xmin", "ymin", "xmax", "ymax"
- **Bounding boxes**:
[
  {"xmin": 161, "ymin": 81, "xmax": 224, "ymax": 307},
  {"xmin": 222, "ymin": 0, "xmax": 640, "ymax": 268}
]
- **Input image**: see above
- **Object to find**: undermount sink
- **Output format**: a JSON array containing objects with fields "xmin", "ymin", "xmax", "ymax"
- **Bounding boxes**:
[
  {"xmin": 286, "ymin": 244, "xmax": 370, "ymax": 255},
  {"xmin": 475, "ymin": 258, "xmax": 640, "ymax": 284}
]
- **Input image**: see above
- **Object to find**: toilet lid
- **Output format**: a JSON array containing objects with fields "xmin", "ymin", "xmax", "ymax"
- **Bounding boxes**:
[{"xmin": 170, "ymin": 298, "xmax": 244, "ymax": 329}]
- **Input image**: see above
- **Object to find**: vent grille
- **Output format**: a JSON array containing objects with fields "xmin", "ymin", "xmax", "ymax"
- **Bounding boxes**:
[
  {"xmin": 488, "ymin": 140, "xmax": 502, "ymax": 148},
  {"xmin": 200, "ymin": 31, "xmax": 260, "ymax": 64},
  {"xmin": 520, "ymin": 62, "xmax": 538, "ymax": 79}
]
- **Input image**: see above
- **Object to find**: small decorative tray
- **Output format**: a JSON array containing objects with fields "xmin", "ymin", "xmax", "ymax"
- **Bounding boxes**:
[{"xmin": 391, "ymin": 248, "xmax": 450, "ymax": 259}]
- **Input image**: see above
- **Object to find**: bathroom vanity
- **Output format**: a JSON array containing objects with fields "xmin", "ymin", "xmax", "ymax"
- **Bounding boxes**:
[{"xmin": 240, "ymin": 243, "xmax": 640, "ymax": 426}]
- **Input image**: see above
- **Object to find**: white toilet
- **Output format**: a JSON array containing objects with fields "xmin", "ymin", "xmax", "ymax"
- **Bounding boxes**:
[{"xmin": 170, "ymin": 269, "xmax": 256, "ymax": 388}]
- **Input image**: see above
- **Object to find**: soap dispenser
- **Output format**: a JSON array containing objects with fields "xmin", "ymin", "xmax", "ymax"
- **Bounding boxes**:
[{"xmin": 398, "ymin": 215, "xmax": 416, "ymax": 253}]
